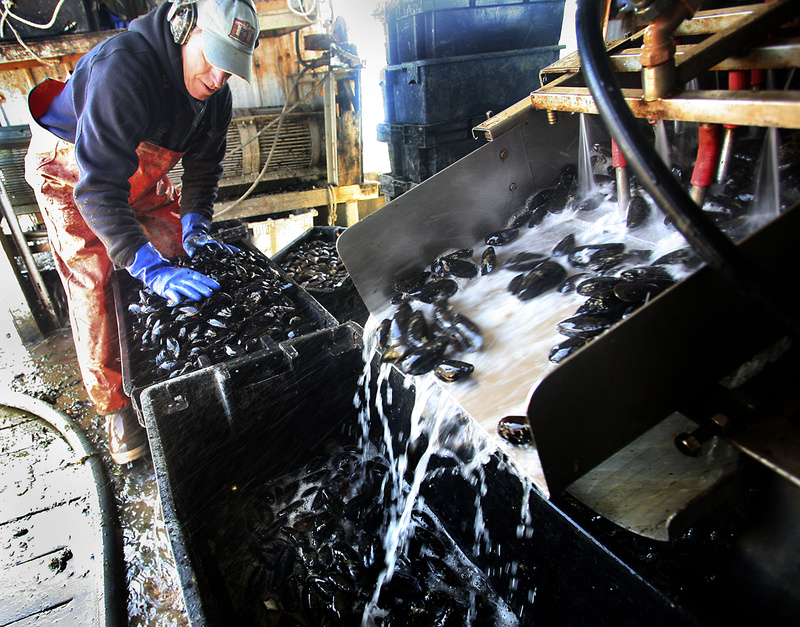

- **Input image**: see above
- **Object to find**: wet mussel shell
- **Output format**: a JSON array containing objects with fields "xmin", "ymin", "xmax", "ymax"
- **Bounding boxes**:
[
  {"xmin": 509, "ymin": 260, "xmax": 567, "ymax": 301},
  {"xmin": 497, "ymin": 415, "xmax": 533, "ymax": 446},
  {"xmin": 480, "ymin": 246, "xmax": 496, "ymax": 275},
  {"xmin": 485, "ymin": 228, "xmax": 520, "ymax": 246},
  {"xmin": 433, "ymin": 359, "xmax": 475, "ymax": 383}
]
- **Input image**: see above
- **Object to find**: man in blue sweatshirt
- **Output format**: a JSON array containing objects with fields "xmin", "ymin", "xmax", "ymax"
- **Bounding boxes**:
[{"xmin": 24, "ymin": 0, "xmax": 259, "ymax": 464}]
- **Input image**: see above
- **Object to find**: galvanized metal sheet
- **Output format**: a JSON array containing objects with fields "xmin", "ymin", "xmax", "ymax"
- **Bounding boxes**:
[
  {"xmin": 528, "ymin": 203, "xmax": 800, "ymax": 496},
  {"xmin": 337, "ymin": 110, "xmax": 588, "ymax": 313}
]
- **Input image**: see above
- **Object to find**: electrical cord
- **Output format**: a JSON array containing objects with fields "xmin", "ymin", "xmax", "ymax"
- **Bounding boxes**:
[{"xmin": 575, "ymin": 0, "xmax": 800, "ymax": 341}]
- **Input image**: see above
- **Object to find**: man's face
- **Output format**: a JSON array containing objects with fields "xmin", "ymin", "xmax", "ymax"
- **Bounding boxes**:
[{"xmin": 182, "ymin": 30, "xmax": 231, "ymax": 101}]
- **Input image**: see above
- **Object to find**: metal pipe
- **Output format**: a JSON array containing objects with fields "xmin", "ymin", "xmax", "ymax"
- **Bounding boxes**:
[
  {"xmin": 0, "ymin": 169, "xmax": 59, "ymax": 330},
  {"xmin": 639, "ymin": 0, "xmax": 704, "ymax": 100},
  {"xmin": 576, "ymin": 0, "xmax": 800, "ymax": 340},
  {"xmin": 717, "ymin": 70, "xmax": 749, "ymax": 185}
]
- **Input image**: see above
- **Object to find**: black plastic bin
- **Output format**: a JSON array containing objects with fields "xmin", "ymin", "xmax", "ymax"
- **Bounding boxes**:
[
  {"xmin": 377, "ymin": 117, "xmax": 488, "ymax": 183},
  {"xmin": 271, "ymin": 226, "xmax": 369, "ymax": 325},
  {"xmin": 381, "ymin": 46, "xmax": 561, "ymax": 125},
  {"xmin": 139, "ymin": 323, "xmax": 722, "ymax": 627},
  {"xmin": 112, "ymin": 240, "xmax": 337, "ymax": 414},
  {"xmin": 140, "ymin": 322, "xmax": 367, "ymax": 626},
  {"xmin": 384, "ymin": 0, "xmax": 567, "ymax": 65}
]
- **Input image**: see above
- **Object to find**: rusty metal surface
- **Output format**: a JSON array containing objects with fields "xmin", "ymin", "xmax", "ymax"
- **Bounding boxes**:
[
  {"xmin": 609, "ymin": 38, "xmax": 800, "ymax": 73},
  {"xmin": 676, "ymin": 0, "xmax": 800, "ymax": 86},
  {"xmin": 531, "ymin": 87, "xmax": 800, "ymax": 128}
]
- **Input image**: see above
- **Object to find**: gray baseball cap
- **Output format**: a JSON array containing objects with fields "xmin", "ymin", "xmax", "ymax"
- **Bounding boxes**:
[{"xmin": 195, "ymin": 0, "xmax": 259, "ymax": 83}]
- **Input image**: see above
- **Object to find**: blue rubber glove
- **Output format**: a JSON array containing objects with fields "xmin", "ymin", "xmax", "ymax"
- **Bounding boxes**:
[
  {"xmin": 126, "ymin": 242, "xmax": 220, "ymax": 302},
  {"xmin": 181, "ymin": 213, "xmax": 239, "ymax": 258}
]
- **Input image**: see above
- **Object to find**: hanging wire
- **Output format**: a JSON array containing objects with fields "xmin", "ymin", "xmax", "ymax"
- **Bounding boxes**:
[
  {"xmin": 1, "ymin": 0, "xmax": 69, "ymax": 66},
  {"xmin": 215, "ymin": 65, "xmax": 333, "ymax": 218}
]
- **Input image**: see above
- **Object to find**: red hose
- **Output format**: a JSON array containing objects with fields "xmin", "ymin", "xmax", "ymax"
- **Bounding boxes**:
[{"xmin": 691, "ymin": 123, "xmax": 722, "ymax": 188}]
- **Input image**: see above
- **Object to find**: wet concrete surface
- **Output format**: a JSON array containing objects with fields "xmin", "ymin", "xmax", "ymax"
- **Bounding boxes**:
[{"xmin": 3, "ymin": 327, "xmax": 189, "ymax": 626}]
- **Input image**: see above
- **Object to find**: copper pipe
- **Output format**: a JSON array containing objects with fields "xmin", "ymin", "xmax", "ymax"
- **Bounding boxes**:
[{"xmin": 640, "ymin": 0, "xmax": 704, "ymax": 100}]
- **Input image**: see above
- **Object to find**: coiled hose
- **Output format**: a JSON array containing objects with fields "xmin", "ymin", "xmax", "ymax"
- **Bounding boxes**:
[{"xmin": 575, "ymin": 0, "xmax": 800, "ymax": 340}]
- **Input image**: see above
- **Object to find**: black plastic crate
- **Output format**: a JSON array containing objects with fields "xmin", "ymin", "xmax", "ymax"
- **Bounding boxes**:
[
  {"xmin": 139, "ymin": 322, "xmax": 366, "ymax": 625},
  {"xmin": 381, "ymin": 46, "xmax": 561, "ymax": 125},
  {"xmin": 377, "ymin": 117, "xmax": 488, "ymax": 183},
  {"xmin": 112, "ymin": 241, "xmax": 337, "ymax": 413},
  {"xmin": 138, "ymin": 322, "xmax": 715, "ymax": 627},
  {"xmin": 385, "ymin": 0, "xmax": 567, "ymax": 65},
  {"xmin": 271, "ymin": 226, "xmax": 369, "ymax": 325},
  {"xmin": 379, "ymin": 172, "xmax": 418, "ymax": 202}
]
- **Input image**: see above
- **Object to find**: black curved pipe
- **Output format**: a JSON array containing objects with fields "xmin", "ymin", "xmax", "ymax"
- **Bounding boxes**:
[
  {"xmin": 0, "ymin": 391, "xmax": 128, "ymax": 627},
  {"xmin": 575, "ymin": 0, "xmax": 800, "ymax": 340}
]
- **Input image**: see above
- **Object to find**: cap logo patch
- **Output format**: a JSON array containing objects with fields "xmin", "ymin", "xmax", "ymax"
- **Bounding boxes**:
[{"xmin": 229, "ymin": 18, "xmax": 256, "ymax": 48}]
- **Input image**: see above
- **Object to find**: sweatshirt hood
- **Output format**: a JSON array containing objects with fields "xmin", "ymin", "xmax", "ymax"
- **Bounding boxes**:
[{"xmin": 128, "ymin": 3, "xmax": 189, "ymax": 100}]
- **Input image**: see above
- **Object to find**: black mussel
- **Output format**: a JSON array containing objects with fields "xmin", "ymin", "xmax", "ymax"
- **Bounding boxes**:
[
  {"xmin": 481, "ymin": 246, "xmax": 496, "ymax": 275},
  {"xmin": 626, "ymin": 195, "xmax": 651, "ymax": 229},
  {"xmin": 526, "ymin": 188, "xmax": 554, "ymax": 211},
  {"xmin": 484, "ymin": 228, "xmax": 520, "ymax": 246},
  {"xmin": 392, "ymin": 271, "xmax": 431, "ymax": 296},
  {"xmin": 508, "ymin": 272, "xmax": 526, "ymax": 296},
  {"xmin": 652, "ymin": 247, "xmax": 702, "ymax": 269},
  {"xmin": 506, "ymin": 207, "xmax": 533, "ymax": 229},
  {"xmin": 557, "ymin": 163, "xmax": 578, "ymax": 190},
  {"xmin": 433, "ymin": 359, "xmax": 474, "ymax": 383},
  {"xmin": 578, "ymin": 194, "xmax": 603, "ymax": 212},
  {"xmin": 501, "ymin": 252, "xmax": 548, "ymax": 272},
  {"xmin": 568, "ymin": 242, "xmax": 626, "ymax": 267},
  {"xmin": 542, "ymin": 186, "xmax": 570, "ymax": 213},
  {"xmin": 406, "ymin": 310, "xmax": 430, "ymax": 349},
  {"xmin": 557, "ymin": 272, "xmax": 590, "ymax": 294},
  {"xmin": 588, "ymin": 252, "xmax": 639, "ymax": 274},
  {"xmin": 620, "ymin": 265, "xmax": 674, "ymax": 282},
  {"xmin": 576, "ymin": 287, "xmax": 629, "ymax": 317},
  {"xmin": 557, "ymin": 313, "xmax": 618, "ymax": 338},
  {"xmin": 439, "ymin": 257, "xmax": 478, "ymax": 279},
  {"xmin": 614, "ymin": 279, "xmax": 673, "ymax": 303},
  {"xmin": 497, "ymin": 415, "xmax": 533, "ymax": 446},
  {"xmin": 443, "ymin": 248, "xmax": 473, "ymax": 261},
  {"xmin": 527, "ymin": 205, "xmax": 549, "ymax": 228},
  {"xmin": 376, "ymin": 318, "xmax": 391, "ymax": 351},
  {"xmin": 431, "ymin": 300, "xmax": 457, "ymax": 334},
  {"xmin": 576, "ymin": 276, "xmax": 623, "ymax": 296},
  {"xmin": 399, "ymin": 338, "xmax": 449, "ymax": 375},
  {"xmin": 389, "ymin": 301, "xmax": 414, "ymax": 341},
  {"xmin": 415, "ymin": 279, "xmax": 458, "ymax": 303},
  {"xmin": 511, "ymin": 260, "xmax": 567, "ymax": 301},
  {"xmin": 549, "ymin": 336, "xmax": 591, "ymax": 363},
  {"xmin": 449, "ymin": 313, "xmax": 483, "ymax": 352},
  {"xmin": 553, "ymin": 234, "xmax": 575, "ymax": 257}
]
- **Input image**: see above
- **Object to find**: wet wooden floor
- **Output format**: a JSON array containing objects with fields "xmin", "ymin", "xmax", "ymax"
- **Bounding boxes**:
[{"xmin": 0, "ymin": 402, "xmax": 111, "ymax": 625}]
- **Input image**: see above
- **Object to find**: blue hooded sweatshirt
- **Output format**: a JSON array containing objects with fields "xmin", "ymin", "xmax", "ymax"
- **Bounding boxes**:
[{"xmin": 37, "ymin": 1, "xmax": 231, "ymax": 267}]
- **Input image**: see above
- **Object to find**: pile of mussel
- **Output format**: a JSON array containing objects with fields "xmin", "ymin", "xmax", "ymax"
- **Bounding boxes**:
[
  {"xmin": 379, "ymin": 265, "xmax": 483, "ymax": 384},
  {"xmin": 278, "ymin": 238, "xmax": 350, "ymax": 291},
  {"xmin": 212, "ymin": 444, "xmax": 513, "ymax": 626},
  {"xmin": 126, "ymin": 246, "xmax": 319, "ymax": 385}
]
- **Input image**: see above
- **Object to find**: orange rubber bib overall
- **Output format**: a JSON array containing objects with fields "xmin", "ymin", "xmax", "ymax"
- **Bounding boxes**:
[{"xmin": 25, "ymin": 80, "xmax": 185, "ymax": 414}]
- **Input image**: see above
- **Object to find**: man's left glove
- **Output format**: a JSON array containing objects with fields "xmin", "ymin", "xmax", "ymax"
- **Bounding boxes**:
[{"xmin": 181, "ymin": 213, "xmax": 239, "ymax": 257}]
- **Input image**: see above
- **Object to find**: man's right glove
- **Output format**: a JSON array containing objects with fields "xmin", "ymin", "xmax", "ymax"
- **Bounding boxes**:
[{"xmin": 126, "ymin": 242, "xmax": 220, "ymax": 302}]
